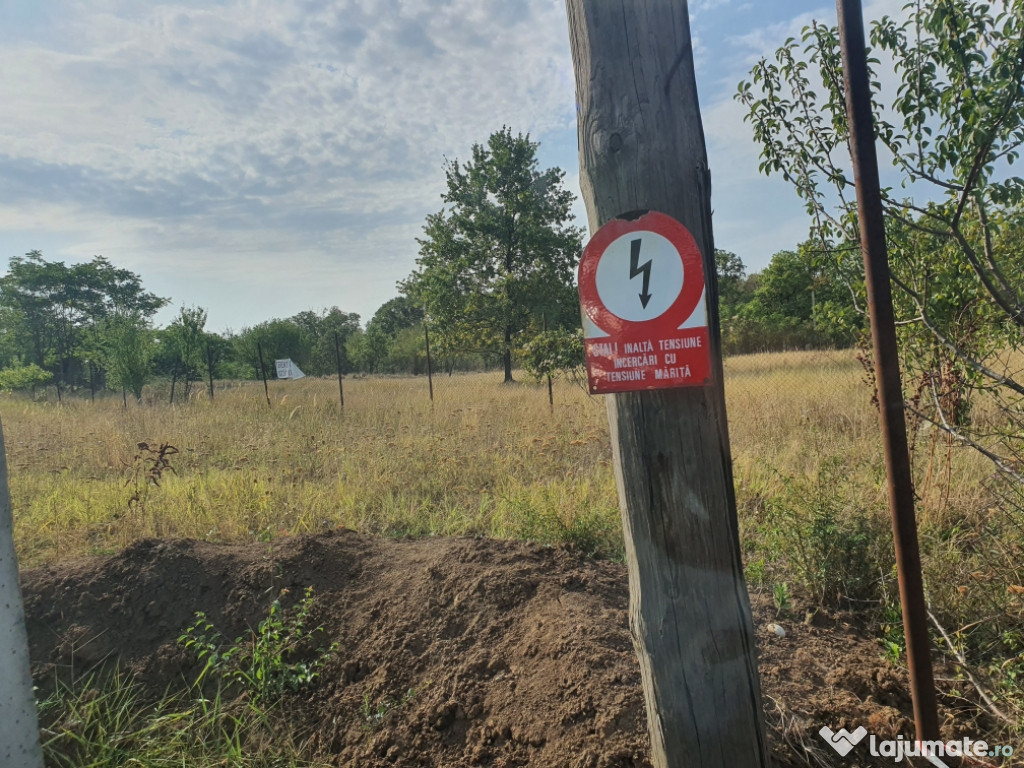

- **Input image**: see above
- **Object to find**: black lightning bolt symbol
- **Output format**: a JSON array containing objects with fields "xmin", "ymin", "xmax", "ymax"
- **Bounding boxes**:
[{"xmin": 629, "ymin": 238, "xmax": 653, "ymax": 309}]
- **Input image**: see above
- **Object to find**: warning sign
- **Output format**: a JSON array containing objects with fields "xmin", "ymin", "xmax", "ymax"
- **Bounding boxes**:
[{"xmin": 578, "ymin": 211, "xmax": 711, "ymax": 394}]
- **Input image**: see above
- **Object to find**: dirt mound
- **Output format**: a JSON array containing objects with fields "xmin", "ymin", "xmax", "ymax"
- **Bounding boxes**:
[{"xmin": 21, "ymin": 531, "xmax": 983, "ymax": 767}]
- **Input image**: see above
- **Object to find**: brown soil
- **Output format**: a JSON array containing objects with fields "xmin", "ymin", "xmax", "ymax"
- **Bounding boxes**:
[{"xmin": 21, "ymin": 531, "xmax": 994, "ymax": 767}]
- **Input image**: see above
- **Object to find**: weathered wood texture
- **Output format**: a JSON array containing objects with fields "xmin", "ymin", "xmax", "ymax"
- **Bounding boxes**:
[
  {"xmin": 0, "ymin": 418, "xmax": 44, "ymax": 767},
  {"xmin": 565, "ymin": 3, "xmax": 769, "ymax": 766}
]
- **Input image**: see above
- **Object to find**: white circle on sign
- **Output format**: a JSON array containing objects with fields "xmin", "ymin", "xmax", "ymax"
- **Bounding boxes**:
[{"xmin": 595, "ymin": 230, "xmax": 684, "ymax": 322}]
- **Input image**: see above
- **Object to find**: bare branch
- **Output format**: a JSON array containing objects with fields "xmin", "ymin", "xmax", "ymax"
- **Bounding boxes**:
[
  {"xmin": 928, "ymin": 609, "xmax": 1018, "ymax": 726},
  {"xmin": 918, "ymin": 311, "xmax": 1024, "ymax": 397}
]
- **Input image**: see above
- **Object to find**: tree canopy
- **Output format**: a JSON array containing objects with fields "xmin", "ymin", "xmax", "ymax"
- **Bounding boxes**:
[
  {"xmin": 404, "ymin": 127, "xmax": 583, "ymax": 382},
  {"xmin": 0, "ymin": 251, "xmax": 167, "ymax": 390},
  {"xmin": 736, "ymin": 0, "xmax": 1024, "ymax": 476}
]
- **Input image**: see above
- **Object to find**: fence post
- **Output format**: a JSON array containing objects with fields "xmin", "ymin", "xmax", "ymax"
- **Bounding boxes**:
[
  {"xmin": 543, "ymin": 314, "xmax": 553, "ymax": 411},
  {"xmin": 424, "ymin": 322, "xmax": 434, "ymax": 403},
  {"xmin": 207, "ymin": 343, "xmax": 215, "ymax": 400},
  {"xmin": 334, "ymin": 332, "xmax": 345, "ymax": 408},
  {"xmin": 565, "ymin": 3, "xmax": 769, "ymax": 766},
  {"xmin": 257, "ymin": 343, "xmax": 271, "ymax": 407}
]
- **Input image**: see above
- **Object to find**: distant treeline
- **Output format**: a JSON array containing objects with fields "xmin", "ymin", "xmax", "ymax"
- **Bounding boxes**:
[
  {"xmin": 715, "ymin": 246, "xmax": 862, "ymax": 356},
  {"xmin": 0, "ymin": 247, "xmax": 860, "ymax": 397}
]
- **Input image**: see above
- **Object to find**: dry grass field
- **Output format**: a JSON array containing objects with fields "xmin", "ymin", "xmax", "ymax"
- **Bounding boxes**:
[
  {"xmin": 8, "ymin": 348, "xmax": 1023, "ymax": 760},
  {"xmin": 3, "ymin": 348, "xmax": 992, "ymax": 568}
]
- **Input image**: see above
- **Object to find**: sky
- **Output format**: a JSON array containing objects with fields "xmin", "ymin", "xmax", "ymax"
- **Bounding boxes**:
[{"xmin": 0, "ymin": 0, "xmax": 903, "ymax": 333}]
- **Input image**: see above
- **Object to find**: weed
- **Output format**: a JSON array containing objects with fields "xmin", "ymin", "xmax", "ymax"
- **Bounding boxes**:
[
  {"xmin": 179, "ymin": 586, "xmax": 338, "ymax": 705},
  {"xmin": 772, "ymin": 582, "xmax": 791, "ymax": 615},
  {"xmin": 360, "ymin": 687, "xmax": 419, "ymax": 730},
  {"xmin": 760, "ymin": 458, "xmax": 888, "ymax": 607},
  {"xmin": 745, "ymin": 556, "xmax": 767, "ymax": 588},
  {"xmin": 37, "ymin": 667, "xmax": 326, "ymax": 767},
  {"xmin": 879, "ymin": 602, "xmax": 906, "ymax": 664},
  {"xmin": 123, "ymin": 441, "xmax": 178, "ymax": 536}
]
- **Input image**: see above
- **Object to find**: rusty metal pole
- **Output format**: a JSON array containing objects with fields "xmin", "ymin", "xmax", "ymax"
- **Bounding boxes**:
[
  {"xmin": 334, "ymin": 332, "xmax": 345, "ymax": 408},
  {"xmin": 836, "ymin": 0, "xmax": 940, "ymax": 743}
]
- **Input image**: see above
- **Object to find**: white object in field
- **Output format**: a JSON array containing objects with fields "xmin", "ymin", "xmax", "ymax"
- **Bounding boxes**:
[
  {"xmin": 275, "ymin": 359, "xmax": 306, "ymax": 380},
  {"xmin": 0, "ymin": 418, "xmax": 44, "ymax": 767},
  {"xmin": 768, "ymin": 623, "xmax": 786, "ymax": 638}
]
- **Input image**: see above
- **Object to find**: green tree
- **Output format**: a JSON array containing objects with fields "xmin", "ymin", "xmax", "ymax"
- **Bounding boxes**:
[
  {"xmin": 347, "ymin": 297, "xmax": 425, "ymax": 374},
  {"xmin": 161, "ymin": 307, "xmax": 208, "ymax": 398},
  {"xmin": 290, "ymin": 308, "xmax": 361, "ymax": 375},
  {"xmin": 233, "ymin": 320, "xmax": 310, "ymax": 379},
  {"xmin": 367, "ymin": 296, "xmax": 423, "ymax": 339},
  {"xmin": 521, "ymin": 327, "xmax": 585, "ymax": 387},
  {"xmin": 736, "ymin": 0, "xmax": 1024, "ymax": 473},
  {"xmin": 97, "ymin": 314, "xmax": 155, "ymax": 400},
  {"xmin": 404, "ymin": 128, "xmax": 583, "ymax": 382},
  {"xmin": 714, "ymin": 250, "xmax": 751, "ymax": 314},
  {"xmin": 0, "ymin": 362, "xmax": 51, "ymax": 394},
  {"xmin": 0, "ymin": 251, "xmax": 166, "ymax": 389},
  {"xmin": 719, "ymin": 247, "xmax": 858, "ymax": 354}
]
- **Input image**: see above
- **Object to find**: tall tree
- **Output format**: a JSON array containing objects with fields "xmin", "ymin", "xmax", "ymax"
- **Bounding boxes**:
[
  {"xmin": 161, "ymin": 306, "xmax": 208, "ymax": 398},
  {"xmin": 405, "ymin": 128, "xmax": 583, "ymax": 382},
  {"xmin": 0, "ymin": 251, "xmax": 166, "ymax": 388},
  {"xmin": 713, "ymin": 249, "xmax": 750, "ymax": 315},
  {"xmin": 95, "ymin": 314, "xmax": 155, "ymax": 400}
]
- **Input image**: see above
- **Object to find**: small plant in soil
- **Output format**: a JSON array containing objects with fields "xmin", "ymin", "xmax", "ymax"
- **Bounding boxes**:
[
  {"xmin": 879, "ymin": 601, "xmax": 906, "ymax": 665},
  {"xmin": 360, "ymin": 687, "xmax": 419, "ymax": 730},
  {"xmin": 772, "ymin": 582, "xmax": 791, "ymax": 616},
  {"xmin": 179, "ymin": 586, "xmax": 338, "ymax": 705}
]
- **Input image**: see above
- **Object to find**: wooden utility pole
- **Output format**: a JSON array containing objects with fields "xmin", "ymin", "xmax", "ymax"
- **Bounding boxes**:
[{"xmin": 566, "ymin": 4, "xmax": 769, "ymax": 767}]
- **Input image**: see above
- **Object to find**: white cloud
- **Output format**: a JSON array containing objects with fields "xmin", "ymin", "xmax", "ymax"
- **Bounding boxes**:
[
  {"xmin": 700, "ymin": 0, "xmax": 911, "ymax": 269},
  {"xmin": 0, "ymin": 0, "xmax": 923, "ymax": 326},
  {"xmin": 0, "ymin": 0, "xmax": 577, "ymax": 329}
]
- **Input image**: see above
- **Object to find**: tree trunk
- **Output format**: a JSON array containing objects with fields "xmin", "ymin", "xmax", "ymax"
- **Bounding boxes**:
[
  {"xmin": 0, "ymin": 418, "xmax": 45, "ymax": 767},
  {"xmin": 566, "ymin": 3, "xmax": 769, "ymax": 767}
]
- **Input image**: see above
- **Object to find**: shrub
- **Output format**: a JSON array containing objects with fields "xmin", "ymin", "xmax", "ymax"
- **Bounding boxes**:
[
  {"xmin": 179, "ymin": 586, "xmax": 338, "ymax": 705},
  {"xmin": 0, "ymin": 363, "xmax": 51, "ymax": 392}
]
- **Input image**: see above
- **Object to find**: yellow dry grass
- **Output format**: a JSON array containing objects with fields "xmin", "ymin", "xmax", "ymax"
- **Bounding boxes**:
[{"xmin": 1, "ymin": 349, "xmax": 993, "ymax": 568}]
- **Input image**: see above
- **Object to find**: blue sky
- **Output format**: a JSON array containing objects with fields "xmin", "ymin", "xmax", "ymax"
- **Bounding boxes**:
[{"xmin": 0, "ymin": 0, "xmax": 901, "ymax": 333}]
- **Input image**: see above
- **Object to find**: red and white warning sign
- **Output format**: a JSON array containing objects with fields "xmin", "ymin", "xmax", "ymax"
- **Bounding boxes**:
[{"xmin": 578, "ymin": 210, "xmax": 711, "ymax": 394}]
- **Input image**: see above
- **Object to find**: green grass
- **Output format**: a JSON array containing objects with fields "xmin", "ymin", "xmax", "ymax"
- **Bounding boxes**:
[{"xmin": 38, "ymin": 669, "xmax": 326, "ymax": 767}]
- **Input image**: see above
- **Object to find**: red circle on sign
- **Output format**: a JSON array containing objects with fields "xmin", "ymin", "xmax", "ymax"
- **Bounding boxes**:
[{"xmin": 578, "ymin": 211, "xmax": 706, "ymax": 336}]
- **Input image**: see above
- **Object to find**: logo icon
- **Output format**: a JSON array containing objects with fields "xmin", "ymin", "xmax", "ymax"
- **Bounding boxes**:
[{"xmin": 819, "ymin": 726, "xmax": 868, "ymax": 757}]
